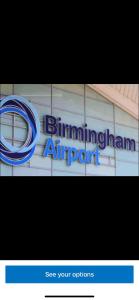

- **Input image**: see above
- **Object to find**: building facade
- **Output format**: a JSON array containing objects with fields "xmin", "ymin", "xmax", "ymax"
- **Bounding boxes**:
[{"xmin": 0, "ymin": 84, "xmax": 139, "ymax": 176}]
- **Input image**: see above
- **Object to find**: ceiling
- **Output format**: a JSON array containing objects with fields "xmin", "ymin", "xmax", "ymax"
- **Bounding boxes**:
[{"xmin": 88, "ymin": 84, "xmax": 139, "ymax": 120}]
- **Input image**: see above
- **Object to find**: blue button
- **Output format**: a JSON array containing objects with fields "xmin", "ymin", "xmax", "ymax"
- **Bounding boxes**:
[{"xmin": 6, "ymin": 265, "xmax": 134, "ymax": 284}]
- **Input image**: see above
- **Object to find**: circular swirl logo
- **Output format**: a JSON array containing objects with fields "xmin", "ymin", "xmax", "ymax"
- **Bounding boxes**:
[{"xmin": 0, "ymin": 95, "xmax": 40, "ymax": 166}]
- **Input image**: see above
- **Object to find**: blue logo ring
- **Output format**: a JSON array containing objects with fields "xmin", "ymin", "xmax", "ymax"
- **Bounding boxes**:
[{"xmin": 0, "ymin": 95, "xmax": 40, "ymax": 166}]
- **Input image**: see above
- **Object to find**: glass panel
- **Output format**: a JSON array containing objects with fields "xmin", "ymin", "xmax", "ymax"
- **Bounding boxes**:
[
  {"xmin": 86, "ymin": 164, "xmax": 115, "ymax": 176},
  {"xmin": 115, "ymin": 124, "xmax": 138, "ymax": 142},
  {"xmin": 86, "ymin": 86, "xmax": 114, "ymax": 121},
  {"xmin": 52, "ymin": 84, "xmax": 84, "ymax": 114},
  {"xmin": 53, "ymin": 170, "xmax": 84, "ymax": 176},
  {"xmin": 115, "ymin": 106, "xmax": 138, "ymax": 128},
  {"xmin": 0, "ymin": 84, "xmax": 13, "ymax": 95},
  {"xmin": 116, "ymin": 148, "xmax": 138, "ymax": 163},
  {"xmin": 30, "ymin": 155, "xmax": 51, "ymax": 170},
  {"xmin": 14, "ymin": 84, "xmax": 51, "ymax": 106},
  {"xmin": 116, "ymin": 161, "xmax": 138, "ymax": 176},
  {"xmin": 0, "ymin": 164, "xmax": 12, "ymax": 176},
  {"xmin": 13, "ymin": 167, "xmax": 51, "ymax": 176},
  {"xmin": 1, "ymin": 124, "xmax": 12, "ymax": 139}
]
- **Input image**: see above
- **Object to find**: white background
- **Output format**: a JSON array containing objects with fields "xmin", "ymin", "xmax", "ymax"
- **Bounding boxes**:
[{"xmin": 0, "ymin": 260, "xmax": 139, "ymax": 300}]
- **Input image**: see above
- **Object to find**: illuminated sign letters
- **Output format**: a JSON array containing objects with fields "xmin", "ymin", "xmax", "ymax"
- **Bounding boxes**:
[
  {"xmin": 43, "ymin": 138, "xmax": 100, "ymax": 166},
  {"xmin": 44, "ymin": 115, "xmax": 136, "ymax": 151}
]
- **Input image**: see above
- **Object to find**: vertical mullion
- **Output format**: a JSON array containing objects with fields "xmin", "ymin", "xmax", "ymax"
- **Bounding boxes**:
[
  {"xmin": 12, "ymin": 84, "xmax": 14, "ymax": 176},
  {"xmin": 138, "ymin": 84, "xmax": 139, "ymax": 176},
  {"xmin": 84, "ymin": 84, "xmax": 86, "ymax": 176},
  {"xmin": 51, "ymin": 84, "xmax": 53, "ymax": 176},
  {"xmin": 0, "ymin": 85, "xmax": 1, "ymax": 176},
  {"xmin": 113, "ymin": 104, "xmax": 116, "ymax": 176}
]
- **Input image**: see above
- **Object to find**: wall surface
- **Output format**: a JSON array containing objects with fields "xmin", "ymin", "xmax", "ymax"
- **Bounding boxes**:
[{"xmin": 0, "ymin": 84, "xmax": 139, "ymax": 176}]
